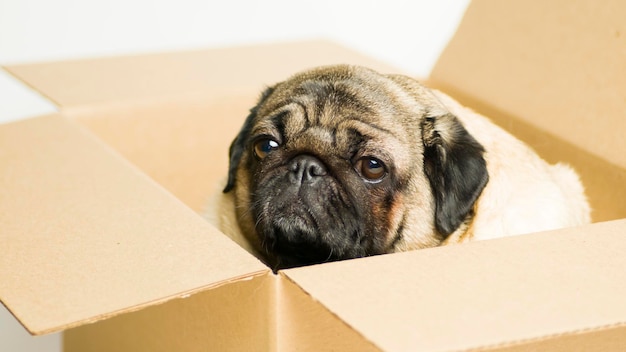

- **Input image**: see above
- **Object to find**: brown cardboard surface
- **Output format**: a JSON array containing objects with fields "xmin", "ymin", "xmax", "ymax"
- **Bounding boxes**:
[
  {"xmin": 5, "ymin": 40, "xmax": 400, "ymax": 108},
  {"xmin": 284, "ymin": 220, "xmax": 626, "ymax": 351},
  {"xmin": 430, "ymin": 0, "xmax": 626, "ymax": 170},
  {"xmin": 0, "ymin": 115, "xmax": 266, "ymax": 335},
  {"xmin": 63, "ymin": 93, "xmax": 255, "ymax": 212},
  {"xmin": 64, "ymin": 273, "xmax": 273, "ymax": 352},
  {"xmin": 276, "ymin": 274, "xmax": 380, "ymax": 352},
  {"xmin": 491, "ymin": 324, "xmax": 626, "ymax": 352}
]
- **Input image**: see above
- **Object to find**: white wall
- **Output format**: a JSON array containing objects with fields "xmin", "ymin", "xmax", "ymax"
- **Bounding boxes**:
[
  {"xmin": 0, "ymin": 0, "xmax": 469, "ymax": 75},
  {"xmin": 0, "ymin": 0, "xmax": 469, "ymax": 351}
]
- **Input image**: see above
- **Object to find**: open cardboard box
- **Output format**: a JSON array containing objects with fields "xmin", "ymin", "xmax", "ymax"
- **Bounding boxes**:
[{"xmin": 2, "ymin": 1, "xmax": 626, "ymax": 351}]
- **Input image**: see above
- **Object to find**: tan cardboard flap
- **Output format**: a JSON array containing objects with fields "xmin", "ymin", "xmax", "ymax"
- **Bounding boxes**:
[
  {"xmin": 64, "ymin": 93, "xmax": 257, "ymax": 213},
  {"xmin": 64, "ymin": 273, "xmax": 275, "ymax": 352},
  {"xmin": 0, "ymin": 115, "xmax": 266, "ymax": 335},
  {"xmin": 284, "ymin": 220, "xmax": 626, "ymax": 351},
  {"xmin": 430, "ymin": 0, "xmax": 626, "ymax": 170},
  {"xmin": 277, "ymin": 274, "xmax": 380, "ymax": 352},
  {"xmin": 5, "ymin": 40, "xmax": 400, "ymax": 108}
]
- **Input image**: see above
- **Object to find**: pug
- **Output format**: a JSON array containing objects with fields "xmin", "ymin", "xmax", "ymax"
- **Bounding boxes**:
[{"xmin": 207, "ymin": 65, "xmax": 590, "ymax": 269}]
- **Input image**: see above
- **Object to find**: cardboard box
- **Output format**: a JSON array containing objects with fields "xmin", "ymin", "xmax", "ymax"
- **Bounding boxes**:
[{"xmin": 2, "ymin": 1, "xmax": 625, "ymax": 351}]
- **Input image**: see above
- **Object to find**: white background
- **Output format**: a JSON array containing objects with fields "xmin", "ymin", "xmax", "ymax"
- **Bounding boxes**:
[{"xmin": 0, "ymin": 0, "xmax": 469, "ymax": 350}]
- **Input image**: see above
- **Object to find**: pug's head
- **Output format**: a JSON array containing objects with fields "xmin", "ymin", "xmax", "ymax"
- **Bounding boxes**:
[{"xmin": 224, "ymin": 65, "xmax": 488, "ymax": 269}]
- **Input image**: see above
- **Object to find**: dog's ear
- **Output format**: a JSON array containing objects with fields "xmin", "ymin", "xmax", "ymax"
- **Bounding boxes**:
[
  {"xmin": 421, "ymin": 113, "xmax": 489, "ymax": 237},
  {"xmin": 223, "ymin": 87, "xmax": 275, "ymax": 193}
]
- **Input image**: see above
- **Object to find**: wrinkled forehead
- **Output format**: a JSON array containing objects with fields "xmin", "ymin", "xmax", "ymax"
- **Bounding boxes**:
[
  {"xmin": 256, "ymin": 73, "xmax": 423, "ymax": 140},
  {"xmin": 251, "ymin": 74, "xmax": 423, "ymax": 169}
]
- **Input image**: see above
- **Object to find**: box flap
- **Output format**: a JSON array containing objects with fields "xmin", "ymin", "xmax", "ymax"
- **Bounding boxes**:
[
  {"xmin": 284, "ymin": 220, "xmax": 626, "ymax": 351},
  {"xmin": 430, "ymin": 0, "xmax": 626, "ymax": 170},
  {"xmin": 63, "ymin": 93, "xmax": 257, "ymax": 214},
  {"xmin": 0, "ymin": 115, "xmax": 267, "ymax": 335},
  {"xmin": 4, "ymin": 40, "xmax": 401, "ymax": 108},
  {"xmin": 276, "ymin": 273, "xmax": 380, "ymax": 352},
  {"xmin": 64, "ymin": 273, "xmax": 275, "ymax": 352}
]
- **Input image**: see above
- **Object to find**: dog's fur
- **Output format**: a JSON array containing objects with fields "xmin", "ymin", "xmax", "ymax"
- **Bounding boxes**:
[{"xmin": 205, "ymin": 65, "xmax": 590, "ymax": 269}]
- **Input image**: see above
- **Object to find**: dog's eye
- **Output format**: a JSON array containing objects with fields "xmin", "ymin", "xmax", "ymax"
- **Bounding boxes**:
[
  {"xmin": 356, "ymin": 157, "xmax": 386, "ymax": 182},
  {"xmin": 253, "ymin": 138, "xmax": 280, "ymax": 160}
]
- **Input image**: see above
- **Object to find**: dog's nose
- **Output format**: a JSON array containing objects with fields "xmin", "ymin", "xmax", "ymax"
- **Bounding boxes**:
[{"xmin": 288, "ymin": 155, "xmax": 327, "ymax": 185}]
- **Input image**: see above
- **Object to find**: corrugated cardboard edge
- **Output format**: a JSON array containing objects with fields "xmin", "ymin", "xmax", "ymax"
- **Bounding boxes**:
[
  {"xmin": 45, "ymin": 270, "xmax": 268, "ymax": 337},
  {"xmin": 473, "ymin": 322, "xmax": 626, "ymax": 351},
  {"xmin": 1, "ymin": 66, "xmax": 64, "ymax": 108},
  {"xmin": 64, "ymin": 271, "xmax": 275, "ymax": 352}
]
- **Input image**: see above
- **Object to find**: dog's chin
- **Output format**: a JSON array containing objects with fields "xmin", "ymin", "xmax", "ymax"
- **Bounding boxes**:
[
  {"xmin": 256, "ymin": 210, "xmax": 346, "ymax": 269},
  {"xmin": 252, "ymin": 194, "xmax": 372, "ymax": 269},
  {"xmin": 262, "ymin": 221, "xmax": 338, "ymax": 268}
]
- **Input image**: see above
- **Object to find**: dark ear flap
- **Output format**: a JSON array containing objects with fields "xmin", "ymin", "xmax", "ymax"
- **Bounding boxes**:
[
  {"xmin": 223, "ymin": 87, "xmax": 275, "ymax": 193},
  {"xmin": 421, "ymin": 113, "xmax": 489, "ymax": 237}
]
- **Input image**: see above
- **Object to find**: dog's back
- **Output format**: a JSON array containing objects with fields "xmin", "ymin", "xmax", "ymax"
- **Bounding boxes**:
[{"xmin": 434, "ymin": 90, "xmax": 591, "ymax": 242}]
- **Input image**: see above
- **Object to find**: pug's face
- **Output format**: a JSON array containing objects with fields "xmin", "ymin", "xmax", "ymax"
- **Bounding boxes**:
[{"xmin": 224, "ymin": 65, "xmax": 488, "ymax": 269}]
